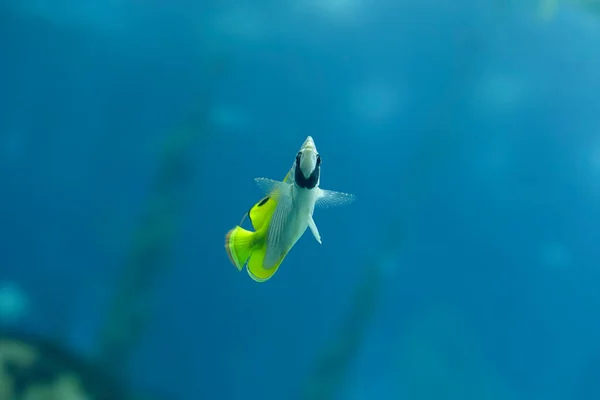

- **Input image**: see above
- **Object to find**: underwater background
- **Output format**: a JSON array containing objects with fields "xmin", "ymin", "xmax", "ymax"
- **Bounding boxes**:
[{"xmin": 1, "ymin": 0, "xmax": 600, "ymax": 399}]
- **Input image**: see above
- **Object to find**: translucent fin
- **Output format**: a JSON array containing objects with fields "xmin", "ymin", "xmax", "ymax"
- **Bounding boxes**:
[
  {"xmin": 308, "ymin": 215, "xmax": 322, "ymax": 244},
  {"xmin": 254, "ymin": 177, "xmax": 288, "ymax": 197},
  {"xmin": 264, "ymin": 184, "xmax": 295, "ymax": 270},
  {"xmin": 315, "ymin": 188, "xmax": 356, "ymax": 208},
  {"xmin": 224, "ymin": 226, "xmax": 255, "ymax": 271}
]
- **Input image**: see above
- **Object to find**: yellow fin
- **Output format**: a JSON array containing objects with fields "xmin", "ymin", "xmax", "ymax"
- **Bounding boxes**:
[
  {"xmin": 225, "ymin": 225, "xmax": 288, "ymax": 282},
  {"xmin": 225, "ymin": 171, "xmax": 293, "ymax": 281},
  {"xmin": 246, "ymin": 245, "xmax": 289, "ymax": 282},
  {"xmin": 225, "ymin": 226, "xmax": 255, "ymax": 271},
  {"xmin": 283, "ymin": 169, "xmax": 292, "ymax": 183},
  {"xmin": 247, "ymin": 196, "xmax": 278, "ymax": 231}
]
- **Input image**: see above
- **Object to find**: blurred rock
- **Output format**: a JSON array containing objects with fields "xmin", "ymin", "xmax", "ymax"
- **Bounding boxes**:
[{"xmin": 0, "ymin": 331, "xmax": 126, "ymax": 400}]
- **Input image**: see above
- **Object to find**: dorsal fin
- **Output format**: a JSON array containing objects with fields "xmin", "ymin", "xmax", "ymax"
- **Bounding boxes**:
[{"xmin": 246, "ymin": 196, "xmax": 278, "ymax": 231}]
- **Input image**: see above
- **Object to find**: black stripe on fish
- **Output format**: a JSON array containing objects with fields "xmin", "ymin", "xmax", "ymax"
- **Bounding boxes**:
[{"xmin": 295, "ymin": 165, "xmax": 320, "ymax": 189}]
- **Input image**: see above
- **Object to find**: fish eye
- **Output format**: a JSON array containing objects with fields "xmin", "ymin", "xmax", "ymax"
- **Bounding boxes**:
[
  {"xmin": 316, "ymin": 154, "xmax": 321, "ymax": 165},
  {"xmin": 296, "ymin": 152, "xmax": 302, "ymax": 162}
]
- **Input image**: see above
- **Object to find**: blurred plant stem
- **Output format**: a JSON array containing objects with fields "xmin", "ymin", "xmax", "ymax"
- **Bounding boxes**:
[
  {"xmin": 96, "ymin": 56, "xmax": 228, "ymax": 378},
  {"xmin": 300, "ymin": 30, "xmax": 484, "ymax": 400},
  {"xmin": 301, "ymin": 265, "xmax": 381, "ymax": 400},
  {"xmin": 97, "ymin": 123, "xmax": 202, "ymax": 378}
]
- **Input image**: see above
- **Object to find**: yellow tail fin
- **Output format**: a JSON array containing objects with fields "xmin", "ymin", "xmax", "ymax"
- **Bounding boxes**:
[
  {"xmin": 225, "ymin": 226, "xmax": 255, "ymax": 271},
  {"xmin": 225, "ymin": 225, "xmax": 288, "ymax": 282}
]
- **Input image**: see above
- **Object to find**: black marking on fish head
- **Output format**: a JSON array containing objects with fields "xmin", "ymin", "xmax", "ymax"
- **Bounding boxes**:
[{"xmin": 295, "ymin": 152, "xmax": 321, "ymax": 189}]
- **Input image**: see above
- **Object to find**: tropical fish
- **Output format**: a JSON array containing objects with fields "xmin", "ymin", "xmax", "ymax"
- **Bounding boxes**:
[{"xmin": 225, "ymin": 136, "xmax": 355, "ymax": 282}]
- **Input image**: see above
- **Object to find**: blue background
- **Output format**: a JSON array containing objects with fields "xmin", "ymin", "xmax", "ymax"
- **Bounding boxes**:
[{"xmin": 1, "ymin": 0, "xmax": 600, "ymax": 399}]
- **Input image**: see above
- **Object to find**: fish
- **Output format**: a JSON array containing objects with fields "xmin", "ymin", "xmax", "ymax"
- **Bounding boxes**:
[{"xmin": 225, "ymin": 136, "xmax": 355, "ymax": 282}]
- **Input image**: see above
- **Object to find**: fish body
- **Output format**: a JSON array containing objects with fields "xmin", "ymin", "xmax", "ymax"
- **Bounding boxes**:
[{"xmin": 225, "ymin": 136, "xmax": 355, "ymax": 282}]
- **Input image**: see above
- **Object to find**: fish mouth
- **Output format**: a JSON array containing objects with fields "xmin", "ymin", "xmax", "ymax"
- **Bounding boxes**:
[{"xmin": 301, "ymin": 136, "xmax": 316, "ymax": 152}]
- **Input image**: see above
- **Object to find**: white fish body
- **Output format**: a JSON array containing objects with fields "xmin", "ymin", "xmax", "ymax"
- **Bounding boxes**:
[{"xmin": 255, "ymin": 136, "xmax": 355, "ymax": 271}]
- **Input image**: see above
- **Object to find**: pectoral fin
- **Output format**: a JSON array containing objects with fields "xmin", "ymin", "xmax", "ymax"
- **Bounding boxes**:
[
  {"xmin": 254, "ymin": 176, "xmax": 292, "ymax": 198},
  {"xmin": 308, "ymin": 215, "xmax": 322, "ymax": 244},
  {"xmin": 264, "ymin": 183, "xmax": 295, "ymax": 270},
  {"xmin": 316, "ymin": 188, "xmax": 356, "ymax": 208}
]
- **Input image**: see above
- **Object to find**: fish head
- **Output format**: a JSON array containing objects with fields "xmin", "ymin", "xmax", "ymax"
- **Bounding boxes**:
[
  {"xmin": 294, "ymin": 136, "xmax": 321, "ymax": 189},
  {"xmin": 296, "ymin": 136, "xmax": 321, "ymax": 178}
]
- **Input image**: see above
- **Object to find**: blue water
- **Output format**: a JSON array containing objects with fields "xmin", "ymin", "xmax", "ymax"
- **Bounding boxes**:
[{"xmin": 2, "ymin": 1, "xmax": 600, "ymax": 399}]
